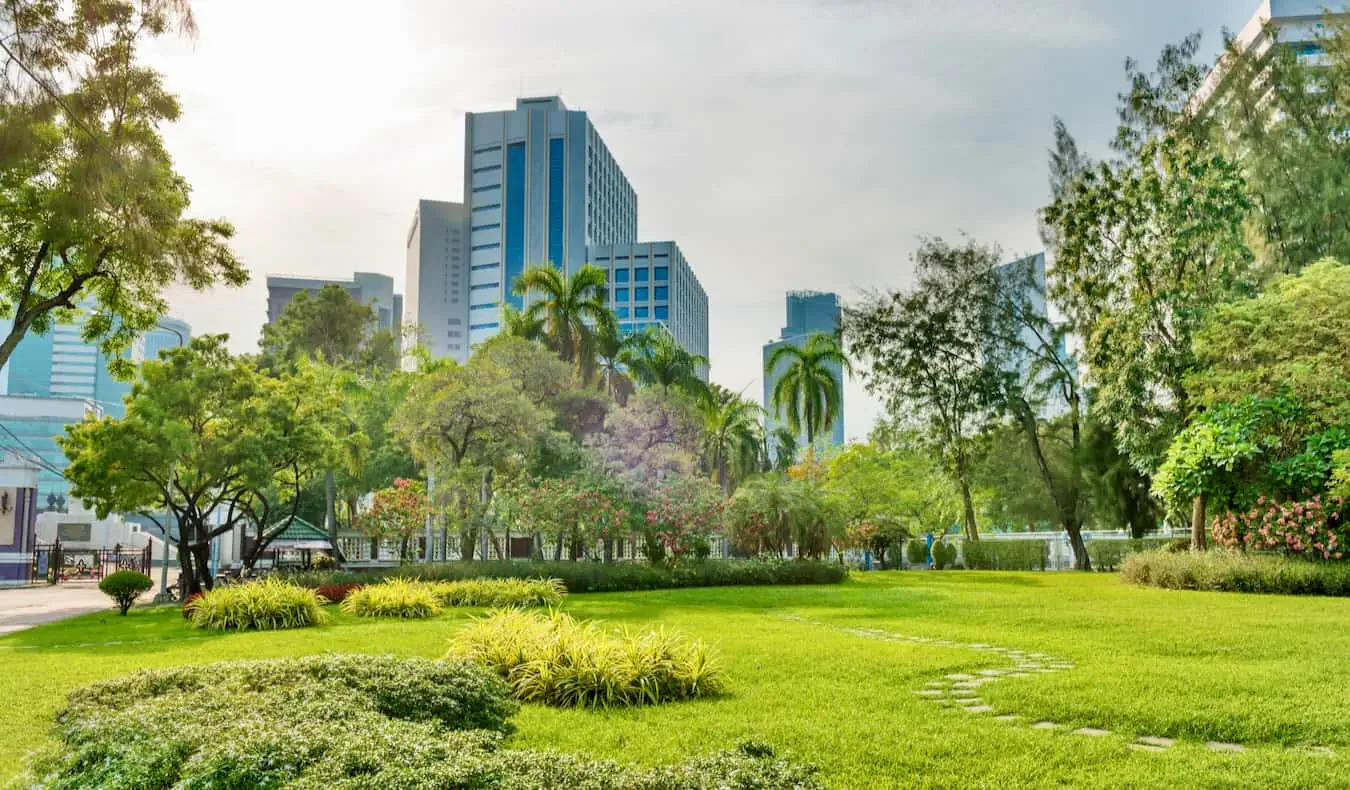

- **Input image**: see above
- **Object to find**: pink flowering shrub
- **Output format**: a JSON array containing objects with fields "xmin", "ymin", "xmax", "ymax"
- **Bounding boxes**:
[{"xmin": 1211, "ymin": 495, "xmax": 1348, "ymax": 561}]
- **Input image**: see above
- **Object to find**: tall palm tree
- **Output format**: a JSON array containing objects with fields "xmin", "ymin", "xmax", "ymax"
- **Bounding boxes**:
[
  {"xmin": 624, "ymin": 326, "xmax": 708, "ymax": 399},
  {"xmin": 766, "ymin": 426, "xmax": 799, "ymax": 472},
  {"xmin": 766, "ymin": 332, "xmax": 852, "ymax": 449},
  {"xmin": 593, "ymin": 321, "xmax": 637, "ymax": 405},
  {"xmin": 512, "ymin": 264, "xmax": 615, "ymax": 382},
  {"xmin": 700, "ymin": 385, "xmax": 763, "ymax": 494}
]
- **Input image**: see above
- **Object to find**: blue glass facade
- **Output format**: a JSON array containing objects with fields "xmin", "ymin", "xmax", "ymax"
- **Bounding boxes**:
[
  {"xmin": 547, "ymin": 137, "xmax": 565, "ymax": 267},
  {"xmin": 586, "ymin": 241, "xmax": 708, "ymax": 378},
  {"xmin": 504, "ymin": 142, "xmax": 526, "ymax": 311},
  {"xmin": 763, "ymin": 292, "xmax": 844, "ymax": 450}
]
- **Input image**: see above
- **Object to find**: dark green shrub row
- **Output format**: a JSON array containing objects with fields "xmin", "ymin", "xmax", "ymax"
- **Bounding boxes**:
[
  {"xmin": 962, "ymin": 540, "xmax": 1048, "ymax": 571},
  {"xmin": 1122, "ymin": 550, "xmax": 1350, "ymax": 596},
  {"xmin": 1086, "ymin": 538, "xmax": 1176, "ymax": 571},
  {"xmin": 281, "ymin": 558, "xmax": 846, "ymax": 593},
  {"xmin": 23, "ymin": 655, "xmax": 819, "ymax": 789}
]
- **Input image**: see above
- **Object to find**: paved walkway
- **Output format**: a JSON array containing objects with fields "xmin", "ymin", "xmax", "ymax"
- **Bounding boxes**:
[{"xmin": 0, "ymin": 582, "xmax": 162, "ymax": 636}]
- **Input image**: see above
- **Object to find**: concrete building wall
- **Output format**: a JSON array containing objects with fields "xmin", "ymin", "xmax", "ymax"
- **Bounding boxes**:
[
  {"xmin": 404, "ymin": 200, "xmax": 470, "ymax": 364},
  {"xmin": 586, "ymin": 241, "xmax": 709, "ymax": 370}
]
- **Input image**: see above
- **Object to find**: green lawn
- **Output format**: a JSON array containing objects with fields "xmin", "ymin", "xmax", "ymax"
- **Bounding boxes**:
[{"xmin": 3, "ymin": 572, "xmax": 1348, "ymax": 788}]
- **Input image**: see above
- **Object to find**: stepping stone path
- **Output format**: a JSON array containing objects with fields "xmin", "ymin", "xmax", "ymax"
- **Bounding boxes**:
[{"xmin": 778, "ymin": 613, "xmax": 1339, "ymax": 759}]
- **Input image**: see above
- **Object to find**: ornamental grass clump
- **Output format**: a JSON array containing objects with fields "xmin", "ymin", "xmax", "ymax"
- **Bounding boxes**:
[
  {"xmin": 447, "ymin": 609, "xmax": 725, "ymax": 708},
  {"xmin": 1121, "ymin": 549, "xmax": 1350, "ymax": 596},
  {"xmin": 430, "ymin": 577, "xmax": 565, "ymax": 608},
  {"xmin": 186, "ymin": 578, "xmax": 327, "ymax": 631},
  {"xmin": 340, "ymin": 578, "xmax": 441, "ymax": 618}
]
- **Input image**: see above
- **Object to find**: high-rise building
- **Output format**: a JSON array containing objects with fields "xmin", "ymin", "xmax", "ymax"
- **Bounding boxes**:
[
  {"xmin": 405, "ymin": 200, "xmax": 470, "ymax": 363},
  {"xmin": 143, "ymin": 317, "xmax": 192, "ymax": 363},
  {"xmin": 265, "ymin": 272, "xmax": 403, "ymax": 333},
  {"xmin": 1193, "ymin": 1, "xmax": 1349, "ymax": 110},
  {"xmin": 763, "ymin": 291, "xmax": 844, "ymax": 451},
  {"xmin": 587, "ymin": 241, "xmax": 709, "ymax": 373},
  {"xmin": 461, "ymin": 96, "xmax": 638, "ymax": 348},
  {"xmin": 0, "ymin": 394, "xmax": 100, "ymax": 512},
  {"xmin": 407, "ymin": 96, "xmax": 710, "ymax": 368}
]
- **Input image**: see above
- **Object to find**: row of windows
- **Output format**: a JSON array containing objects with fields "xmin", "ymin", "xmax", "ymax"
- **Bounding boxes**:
[
  {"xmin": 470, "ymin": 321, "xmax": 499, "ymax": 331},
  {"xmin": 471, "ymin": 301, "xmax": 499, "ymax": 311},
  {"xmin": 615, "ymin": 305, "xmax": 669, "ymax": 320},
  {"xmin": 611, "ymin": 286, "xmax": 668, "ymax": 302},
  {"xmin": 610, "ymin": 267, "xmax": 668, "ymax": 284},
  {"xmin": 470, "ymin": 282, "xmax": 499, "ymax": 292}
]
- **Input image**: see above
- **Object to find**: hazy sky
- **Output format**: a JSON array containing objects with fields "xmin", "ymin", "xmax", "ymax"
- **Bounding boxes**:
[{"xmin": 146, "ymin": 0, "xmax": 1262, "ymax": 439}]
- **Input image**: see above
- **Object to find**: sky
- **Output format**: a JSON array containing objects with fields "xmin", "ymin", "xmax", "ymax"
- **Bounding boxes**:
[{"xmin": 145, "ymin": 0, "xmax": 1264, "ymax": 440}]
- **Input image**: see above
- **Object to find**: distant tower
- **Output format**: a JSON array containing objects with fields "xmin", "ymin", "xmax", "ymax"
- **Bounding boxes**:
[{"xmin": 762, "ymin": 291, "xmax": 844, "ymax": 451}]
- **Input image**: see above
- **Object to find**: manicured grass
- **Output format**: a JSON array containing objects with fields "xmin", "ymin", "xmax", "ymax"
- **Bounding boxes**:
[{"xmin": 2, "ymin": 572, "xmax": 1348, "ymax": 788}]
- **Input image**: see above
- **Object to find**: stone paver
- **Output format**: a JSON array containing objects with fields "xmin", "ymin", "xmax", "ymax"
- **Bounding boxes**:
[
  {"xmin": 945, "ymin": 673, "xmax": 976, "ymax": 681},
  {"xmin": 1072, "ymin": 728, "xmax": 1111, "ymax": 737},
  {"xmin": 1031, "ymin": 721, "xmax": 1059, "ymax": 730},
  {"xmin": 964, "ymin": 705, "xmax": 994, "ymax": 713},
  {"xmin": 1129, "ymin": 744, "xmax": 1167, "ymax": 753},
  {"xmin": 916, "ymin": 689, "xmax": 945, "ymax": 697},
  {"xmin": 1206, "ymin": 742, "xmax": 1246, "ymax": 753},
  {"xmin": 993, "ymin": 714, "xmax": 1020, "ymax": 722},
  {"xmin": 1137, "ymin": 737, "xmax": 1175, "ymax": 748}
]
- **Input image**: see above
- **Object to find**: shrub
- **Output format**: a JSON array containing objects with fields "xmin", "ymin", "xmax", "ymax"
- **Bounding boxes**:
[
  {"xmin": 961, "ymin": 540, "xmax": 1048, "ymax": 571},
  {"xmin": 186, "ymin": 578, "xmax": 327, "ymax": 631},
  {"xmin": 1211, "ymin": 496, "xmax": 1348, "ymax": 560},
  {"xmin": 341, "ymin": 578, "xmax": 441, "ymax": 618},
  {"xmin": 448, "ymin": 609, "xmax": 725, "ymax": 708},
  {"xmin": 1163, "ymin": 538, "xmax": 1192, "ymax": 553},
  {"xmin": 1086, "ymin": 540, "xmax": 1126, "ymax": 571},
  {"xmin": 1122, "ymin": 550, "xmax": 1350, "ymax": 596},
  {"xmin": 905, "ymin": 538, "xmax": 929, "ymax": 567},
  {"xmin": 931, "ymin": 540, "xmax": 957, "ymax": 570},
  {"xmin": 21, "ymin": 655, "xmax": 817, "ymax": 789},
  {"xmin": 280, "ymin": 558, "xmax": 846, "ymax": 594},
  {"xmin": 314, "ymin": 582, "xmax": 363, "ymax": 604},
  {"xmin": 430, "ymin": 577, "xmax": 565, "ymax": 608},
  {"xmin": 97, "ymin": 570, "xmax": 152, "ymax": 615}
]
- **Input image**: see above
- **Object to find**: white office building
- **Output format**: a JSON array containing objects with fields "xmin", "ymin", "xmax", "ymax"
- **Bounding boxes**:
[{"xmin": 587, "ymin": 241, "xmax": 709, "ymax": 370}]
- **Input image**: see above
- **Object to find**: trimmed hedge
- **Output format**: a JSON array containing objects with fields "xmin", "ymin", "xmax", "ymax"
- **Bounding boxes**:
[
  {"xmin": 281, "ymin": 558, "xmax": 846, "ymax": 593},
  {"xmin": 431, "ymin": 577, "xmax": 565, "ymax": 607},
  {"xmin": 21, "ymin": 654, "xmax": 818, "ymax": 789},
  {"xmin": 1087, "ymin": 538, "xmax": 1175, "ymax": 571},
  {"xmin": 962, "ymin": 540, "xmax": 1048, "ymax": 571},
  {"xmin": 1122, "ymin": 550, "xmax": 1350, "ymax": 596}
]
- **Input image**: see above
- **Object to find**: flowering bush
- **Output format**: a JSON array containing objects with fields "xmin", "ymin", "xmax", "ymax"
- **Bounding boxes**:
[
  {"xmin": 641, "ymin": 476, "xmax": 723, "ymax": 564},
  {"xmin": 503, "ymin": 474, "xmax": 634, "ymax": 560},
  {"xmin": 353, "ymin": 478, "xmax": 430, "ymax": 562},
  {"xmin": 1211, "ymin": 495, "xmax": 1348, "ymax": 560}
]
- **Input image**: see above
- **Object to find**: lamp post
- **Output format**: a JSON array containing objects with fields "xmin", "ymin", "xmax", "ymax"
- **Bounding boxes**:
[{"xmin": 151, "ymin": 322, "xmax": 186, "ymax": 603}]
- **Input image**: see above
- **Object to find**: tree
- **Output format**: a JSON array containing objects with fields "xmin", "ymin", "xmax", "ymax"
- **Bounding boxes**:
[
  {"xmin": 258, "ymin": 284, "xmax": 398, "ymax": 374},
  {"xmin": 724, "ymin": 473, "xmax": 827, "ymax": 559},
  {"xmin": 512, "ymin": 263, "xmax": 615, "ymax": 383},
  {"xmin": 392, "ymin": 354, "xmax": 551, "ymax": 561},
  {"xmin": 1081, "ymin": 403, "xmax": 1159, "ymax": 538},
  {"xmin": 845, "ymin": 239, "xmax": 1000, "ymax": 542},
  {"xmin": 0, "ymin": 0, "xmax": 244, "ymax": 375},
  {"xmin": 593, "ymin": 320, "xmax": 637, "ymax": 405},
  {"xmin": 588, "ymin": 389, "xmax": 703, "ymax": 494},
  {"xmin": 61, "ymin": 336, "xmax": 337, "ymax": 593},
  {"xmin": 623, "ymin": 326, "xmax": 708, "ymax": 399},
  {"xmin": 1188, "ymin": 259, "xmax": 1350, "ymax": 424},
  {"xmin": 640, "ymin": 475, "xmax": 723, "ymax": 564},
  {"xmin": 766, "ymin": 333, "xmax": 850, "ymax": 451},
  {"xmin": 1041, "ymin": 135, "xmax": 1254, "ymax": 549},
  {"xmin": 500, "ymin": 303, "xmax": 544, "ymax": 342},
  {"xmin": 765, "ymin": 426, "xmax": 798, "ymax": 473},
  {"xmin": 699, "ymin": 385, "xmax": 762, "ymax": 494},
  {"xmin": 353, "ymin": 478, "xmax": 429, "ymax": 564}
]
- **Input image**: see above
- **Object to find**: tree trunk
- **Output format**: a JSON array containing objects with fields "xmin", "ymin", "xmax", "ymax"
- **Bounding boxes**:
[
  {"xmin": 324, "ymin": 470, "xmax": 339, "ymax": 555},
  {"xmin": 1065, "ymin": 519, "xmax": 1090, "ymax": 571},
  {"xmin": 553, "ymin": 534, "xmax": 563, "ymax": 561},
  {"xmin": 957, "ymin": 477, "xmax": 979, "ymax": 541},
  {"xmin": 1191, "ymin": 494, "xmax": 1208, "ymax": 551}
]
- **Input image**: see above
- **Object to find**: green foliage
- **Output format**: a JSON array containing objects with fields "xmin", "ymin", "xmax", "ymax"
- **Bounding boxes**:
[
  {"xmin": 185, "ymin": 578, "xmax": 328, "ymax": 631},
  {"xmin": 280, "ymin": 558, "xmax": 847, "ymax": 593},
  {"xmin": 905, "ymin": 538, "xmax": 929, "ymax": 566},
  {"xmin": 1082, "ymin": 405, "xmax": 1160, "ymax": 537},
  {"xmin": 61, "ymin": 337, "xmax": 338, "ymax": 592},
  {"xmin": 725, "ymin": 473, "xmax": 829, "ymax": 559},
  {"xmin": 257, "ymin": 284, "xmax": 398, "ymax": 374},
  {"xmin": 824, "ymin": 443, "xmax": 957, "ymax": 548},
  {"xmin": 1041, "ymin": 135, "xmax": 1255, "ymax": 472},
  {"xmin": 1189, "ymin": 259, "xmax": 1350, "ymax": 424},
  {"xmin": 588, "ymin": 389, "xmax": 704, "ymax": 492},
  {"xmin": 766, "ymin": 332, "xmax": 850, "ymax": 448},
  {"xmin": 430, "ymin": 578, "xmax": 565, "ymax": 608},
  {"xmin": 96, "ymin": 571, "xmax": 152, "ymax": 616},
  {"xmin": 0, "ymin": 0, "xmax": 245, "ymax": 375},
  {"xmin": 699, "ymin": 384, "xmax": 764, "ymax": 494},
  {"xmin": 931, "ymin": 540, "xmax": 957, "ymax": 570},
  {"xmin": 340, "ymin": 578, "xmax": 441, "ymax": 618},
  {"xmin": 1122, "ymin": 550, "xmax": 1350, "ymax": 596},
  {"xmin": 448, "ymin": 609, "xmax": 725, "ymax": 708},
  {"xmin": 622, "ymin": 325, "xmax": 709, "ymax": 399},
  {"xmin": 1153, "ymin": 393, "xmax": 1350, "ymax": 512},
  {"xmin": 960, "ymin": 540, "xmax": 1047, "ymax": 571},
  {"xmin": 512, "ymin": 263, "xmax": 616, "ymax": 383}
]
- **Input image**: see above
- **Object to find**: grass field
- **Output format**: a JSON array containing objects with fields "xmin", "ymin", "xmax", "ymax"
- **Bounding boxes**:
[{"xmin": 2, "ymin": 571, "xmax": 1348, "ymax": 788}]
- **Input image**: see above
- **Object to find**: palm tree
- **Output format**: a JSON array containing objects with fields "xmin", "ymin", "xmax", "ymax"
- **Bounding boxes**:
[
  {"xmin": 593, "ymin": 321, "xmax": 637, "ymax": 405},
  {"xmin": 766, "ymin": 332, "xmax": 852, "ymax": 450},
  {"xmin": 700, "ymin": 385, "xmax": 763, "ymax": 494},
  {"xmin": 624, "ymin": 326, "xmax": 708, "ymax": 399},
  {"xmin": 766, "ymin": 426, "xmax": 799, "ymax": 472},
  {"xmin": 512, "ymin": 264, "xmax": 615, "ymax": 382},
  {"xmin": 500, "ymin": 303, "xmax": 544, "ymax": 342}
]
